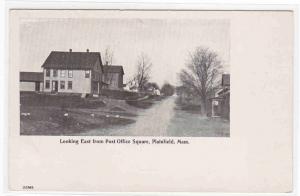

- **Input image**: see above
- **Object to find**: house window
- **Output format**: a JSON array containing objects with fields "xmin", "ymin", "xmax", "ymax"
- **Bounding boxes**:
[
  {"xmin": 68, "ymin": 70, "xmax": 73, "ymax": 78},
  {"xmin": 60, "ymin": 81, "xmax": 65, "ymax": 89},
  {"xmin": 45, "ymin": 80, "xmax": 50, "ymax": 89},
  {"xmin": 68, "ymin": 81, "xmax": 72, "ymax": 90},
  {"xmin": 53, "ymin": 69, "xmax": 58, "ymax": 77},
  {"xmin": 46, "ymin": 69, "xmax": 50, "ymax": 77},
  {"xmin": 60, "ymin": 70, "xmax": 65, "ymax": 77},
  {"xmin": 85, "ymin": 70, "xmax": 90, "ymax": 78}
]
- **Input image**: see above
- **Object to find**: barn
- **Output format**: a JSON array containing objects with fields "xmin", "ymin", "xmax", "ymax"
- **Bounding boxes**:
[
  {"xmin": 103, "ymin": 65, "xmax": 125, "ymax": 90},
  {"xmin": 20, "ymin": 72, "xmax": 44, "ymax": 92}
]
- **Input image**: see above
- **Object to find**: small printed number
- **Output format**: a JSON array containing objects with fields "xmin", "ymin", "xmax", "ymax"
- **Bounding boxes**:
[{"xmin": 23, "ymin": 185, "xmax": 34, "ymax": 190}]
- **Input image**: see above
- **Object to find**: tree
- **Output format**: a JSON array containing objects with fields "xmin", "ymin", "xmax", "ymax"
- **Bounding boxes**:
[
  {"xmin": 103, "ymin": 46, "xmax": 115, "ymax": 87},
  {"xmin": 103, "ymin": 46, "xmax": 114, "ymax": 65},
  {"xmin": 133, "ymin": 53, "xmax": 153, "ymax": 91},
  {"xmin": 178, "ymin": 47, "xmax": 222, "ymax": 114},
  {"xmin": 145, "ymin": 82, "xmax": 159, "ymax": 90},
  {"xmin": 161, "ymin": 83, "xmax": 175, "ymax": 96},
  {"xmin": 176, "ymin": 85, "xmax": 193, "ymax": 103}
]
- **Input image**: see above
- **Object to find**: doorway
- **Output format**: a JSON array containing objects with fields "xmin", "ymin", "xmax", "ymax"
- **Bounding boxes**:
[
  {"xmin": 52, "ymin": 81, "xmax": 58, "ymax": 92},
  {"xmin": 35, "ymin": 82, "xmax": 40, "ymax": 91}
]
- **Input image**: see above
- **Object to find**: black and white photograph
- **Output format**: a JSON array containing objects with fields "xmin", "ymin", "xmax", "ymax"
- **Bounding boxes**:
[
  {"xmin": 7, "ymin": 8, "xmax": 294, "ymax": 193},
  {"xmin": 19, "ymin": 12, "xmax": 230, "ymax": 137}
]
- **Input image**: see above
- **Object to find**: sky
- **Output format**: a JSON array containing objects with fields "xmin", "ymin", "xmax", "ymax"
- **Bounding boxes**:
[{"xmin": 20, "ymin": 16, "xmax": 230, "ymax": 87}]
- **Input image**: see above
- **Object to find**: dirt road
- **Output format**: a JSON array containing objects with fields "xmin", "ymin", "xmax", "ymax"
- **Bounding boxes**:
[
  {"xmin": 85, "ymin": 97, "xmax": 176, "ymax": 136},
  {"xmin": 84, "ymin": 96, "xmax": 229, "ymax": 137}
]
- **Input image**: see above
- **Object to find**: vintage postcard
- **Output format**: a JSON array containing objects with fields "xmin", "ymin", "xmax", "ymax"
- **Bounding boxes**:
[
  {"xmin": 8, "ymin": 9, "xmax": 293, "ymax": 192},
  {"xmin": 18, "ymin": 14, "xmax": 230, "ymax": 137}
]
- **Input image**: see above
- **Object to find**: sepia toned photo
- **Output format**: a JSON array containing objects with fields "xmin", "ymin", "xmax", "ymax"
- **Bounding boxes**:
[{"xmin": 19, "ymin": 15, "xmax": 230, "ymax": 137}]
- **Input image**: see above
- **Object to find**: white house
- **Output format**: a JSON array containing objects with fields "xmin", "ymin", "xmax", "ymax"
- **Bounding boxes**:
[{"xmin": 41, "ymin": 49, "xmax": 103, "ymax": 94}]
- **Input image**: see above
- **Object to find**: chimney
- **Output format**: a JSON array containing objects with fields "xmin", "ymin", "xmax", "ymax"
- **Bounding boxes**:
[
  {"xmin": 69, "ymin": 49, "xmax": 72, "ymax": 52},
  {"xmin": 86, "ymin": 49, "xmax": 89, "ymax": 52}
]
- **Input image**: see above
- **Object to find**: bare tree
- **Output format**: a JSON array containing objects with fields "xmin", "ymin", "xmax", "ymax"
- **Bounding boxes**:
[
  {"xmin": 134, "ymin": 53, "xmax": 152, "ymax": 91},
  {"xmin": 103, "ymin": 46, "xmax": 115, "ymax": 88},
  {"xmin": 103, "ymin": 46, "xmax": 114, "ymax": 65},
  {"xmin": 125, "ymin": 77, "xmax": 138, "ymax": 91},
  {"xmin": 179, "ymin": 47, "xmax": 222, "ymax": 114}
]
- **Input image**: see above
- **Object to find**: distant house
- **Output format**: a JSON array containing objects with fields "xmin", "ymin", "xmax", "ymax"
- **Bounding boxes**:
[
  {"xmin": 144, "ymin": 82, "xmax": 160, "ymax": 95},
  {"xmin": 102, "ymin": 65, "xmax": 124, "ymax": 90},
  {"xmin": 41, "ymin": 49, "xmax": 103, "ymax": 94},
  {"xmin": 20, "ymin": 72, "xmax": 44, "ymax": 92},
  {"xmin": 208, "ymin": 74, "xmax": 230, "ymax": 119},
  {"xmin": 125, "ymin": 80, "xmax": 138, "ymax": 92}
]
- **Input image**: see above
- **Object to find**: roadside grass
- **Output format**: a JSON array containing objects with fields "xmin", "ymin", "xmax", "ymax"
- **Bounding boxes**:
[
  {"xmin": 175, "ymin": 104, "xmax": 202, "ymax": 114},
  {"xmin": 20, "ymin": 105, "xmax": 135, "ymax": 135},
  {"xmin": 170, "ymin": 96, "xmax": 229, "ymax": 137},
  {"xmin": 126, "ymin": 94, "xmax": 164, "ymax": 109},
  {"xmin": 20, "ymin": 92, "xmax": 165, "ymax": 135},
  {"xmin": 20, "ymin": 92, "xmax": 105, "ymax": 109},
  {"xmin": 167, "ymin": 112, "xmax": 230, "ymax": 137},
  {"xmin": 174, "ymin": 96, "xmax": 202, "ymax": 114},
  {"xmin": 19, "ymin": 92, "xmax": 136, "ymax": 135},
  {"xmin": 110, "ymin": 106, "xmax": 126, "ymax": 112},
  {"xmin": 101, "ymin": 89, "xmax": 145, "ymax": 100},
  {"xmin": 125, "ymin": 100, "xmax": 153, "ymax": 109}
]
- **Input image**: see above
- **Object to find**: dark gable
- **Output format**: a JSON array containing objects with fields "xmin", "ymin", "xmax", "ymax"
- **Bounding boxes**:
[
  {"xmin": 103, "ymin": 65, "xmax": 124, "ymax": 75},
  {"xmin": 42, "ymin": 51, "xmax": 102, "ymax": 70}
]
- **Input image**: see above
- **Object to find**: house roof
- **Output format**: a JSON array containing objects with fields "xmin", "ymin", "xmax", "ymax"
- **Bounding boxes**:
[
  {"xmin": 209, "ymin": 96, "xmax": 224, "ymax": 100},
  {"xmin": 217, "ymin": 87, "xmax": 230, "ymax": 96},
  {"xmin": 103, "ymin": 65, "xmax": 124, "ymax": 75},
  {"xmin": 20, "ymin": 72, "xmax": 43, "ymax": 82},
  {"xmin": 41, "ymin": 51, "xmax": 102, "ymax": 70},
  {"xmin": 222, "ymin": 74, "xmax": 230, "ymax": 86}
]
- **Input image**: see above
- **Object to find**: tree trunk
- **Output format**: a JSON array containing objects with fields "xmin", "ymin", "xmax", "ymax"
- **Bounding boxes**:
[{"xmin": 200, "ymin": 99, "xmax": 207, "ymax": 116}]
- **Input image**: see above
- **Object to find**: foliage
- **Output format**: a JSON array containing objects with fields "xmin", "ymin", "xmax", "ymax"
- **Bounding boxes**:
[
  {"xmin": 145, "ymin": 82, "xmax": 160, "ymax": 90},
  {"xmin": 161, "ymin": 83, "xmax": 175, "ymax": 96}
]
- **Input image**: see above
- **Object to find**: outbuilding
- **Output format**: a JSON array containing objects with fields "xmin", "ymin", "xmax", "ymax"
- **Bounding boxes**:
[
  {"xmin": 208, "ymin": 74, "xmax": 230, "ymax": 119},
  {"xmin": 103, "ymin": 65, "xmax": 125, "ymax": 90},
  {"xmin": 20, "ymin": 72, "xmax": 44, "ymax": 92}
]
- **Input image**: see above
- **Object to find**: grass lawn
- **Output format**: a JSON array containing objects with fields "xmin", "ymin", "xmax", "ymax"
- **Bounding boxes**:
[
  {"xmin": 167, "ymin": 112, "xmax": 230, "ymax": 137},
  {"xmin": 20, "ymin": 92, "xmax": 135, "ymax": 135},
  {"xmin": 168, "ymin": 98, "xmax": 230, "ymax": 137},
  {"xmin": 20, "ymin": 92, "xmax": 106, "ymax": 109}
]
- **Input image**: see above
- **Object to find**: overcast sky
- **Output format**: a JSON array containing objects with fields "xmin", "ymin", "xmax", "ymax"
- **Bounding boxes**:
[{"xmin": 20, "ymin": 17, "xmax": 230, "ymax": 86}]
